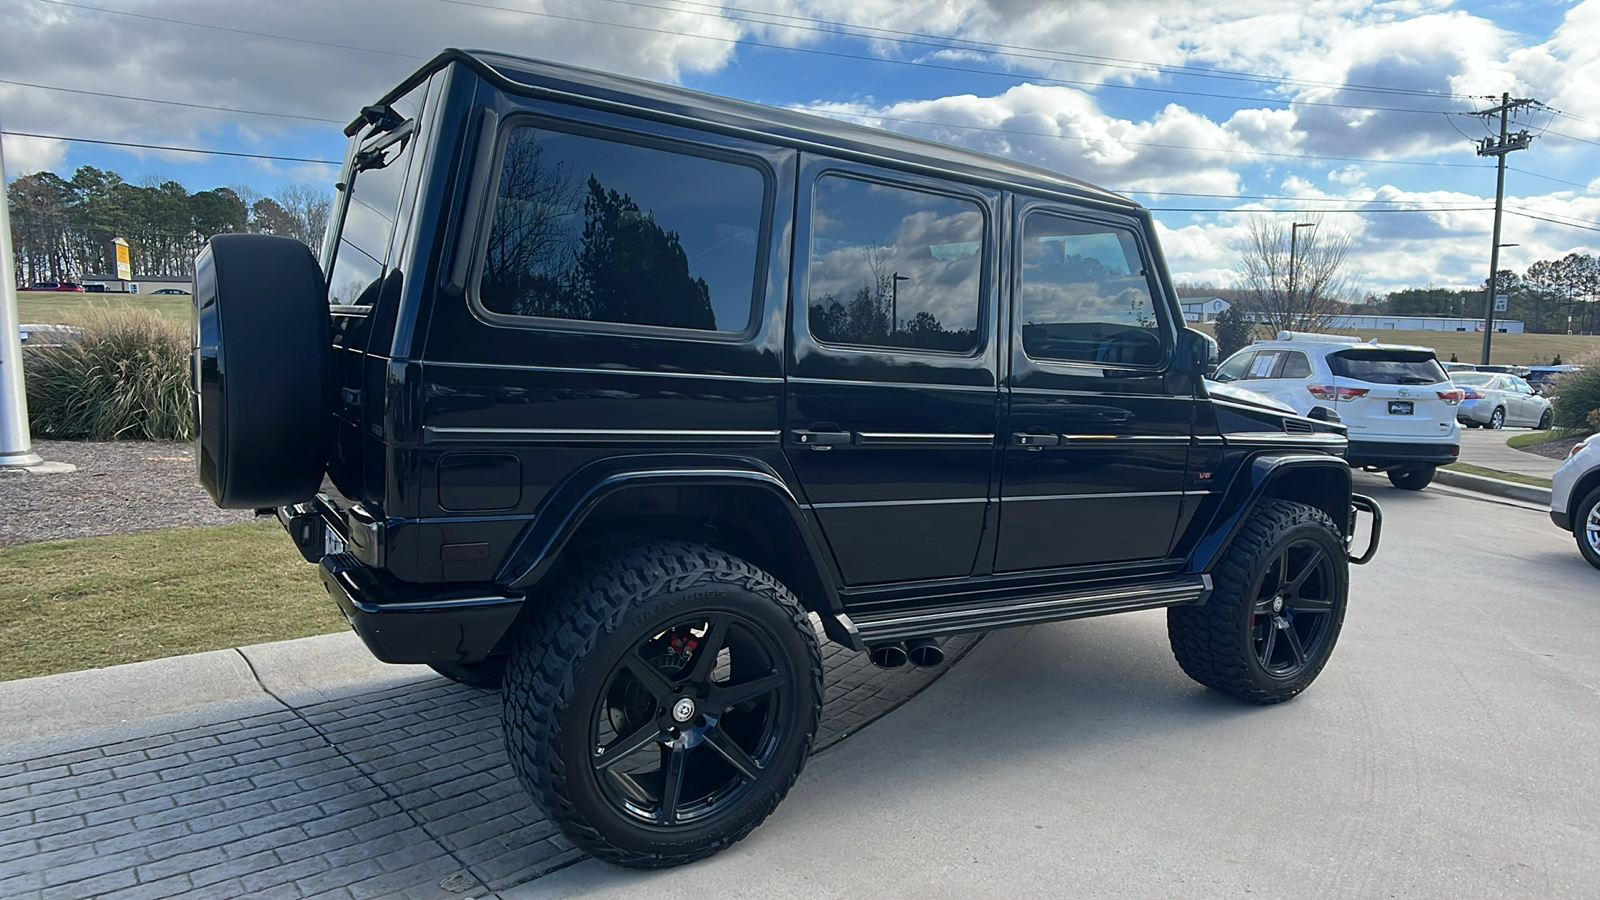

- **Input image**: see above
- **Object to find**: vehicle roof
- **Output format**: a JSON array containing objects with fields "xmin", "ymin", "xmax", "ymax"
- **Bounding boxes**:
[
  {"xmin": 362, "ymin": 49, "xmax": 1135, "ymax": 211},
  {"xmin": 1234, "ymin": 339, "xmax": 1440, "ymax": 356}
]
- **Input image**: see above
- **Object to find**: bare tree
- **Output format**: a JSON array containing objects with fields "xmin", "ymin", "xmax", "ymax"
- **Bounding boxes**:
[
  {"xmin": 1233, "ymin": 216, "xmax": 1355, "ymax": 335},
  {"xmin": 273, "ymin": 184, "xmax": 333, "ymax": 249}
]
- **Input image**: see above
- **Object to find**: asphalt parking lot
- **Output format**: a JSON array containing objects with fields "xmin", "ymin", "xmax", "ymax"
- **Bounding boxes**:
[{"xmin": 4, "ymin": 472, "xmax": 1596, "ymax": 899}]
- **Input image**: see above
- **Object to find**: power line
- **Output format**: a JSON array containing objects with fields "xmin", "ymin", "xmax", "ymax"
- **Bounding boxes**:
[
  {"xmin": 432, "ymin": 0, "xmax": 1472, "ymax": 118},
  {"xmin": 1506, "ymin": 207, "xmax": 1600, "ymax": 233},
  {"xmin": 1147, "ymin": 206, "xmax": 1494, "ymax": 214},
  {"xmin": 825, "ymin": 110, "xmax": 1490, "ymax": 170},
  {"xmin": 595, "ymin": 0, "xmax": 1481, "ymax": 102},
  {"xmin": 0, "ymin": 79, "xmax": 343, "ymax": 124},
  {"xmin": 1508, "ymin": 167, "xmax": 1596, "ymax": 191},
  {"xmin": 0, "ymin": 132, "xmax": 339, "ymax": 164},
  {"xmin": 29, "ymin": 0, "xmax": 427, "ymax": 60}
]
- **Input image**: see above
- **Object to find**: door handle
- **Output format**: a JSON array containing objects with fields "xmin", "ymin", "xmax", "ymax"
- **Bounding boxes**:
[
  {"xmin": 790, "ymin": 429, "xmax": 853, "ymax": 449},
  {"xmin": 1011, "ymin": 432, "xmax": 1061, "ymax": 449}
]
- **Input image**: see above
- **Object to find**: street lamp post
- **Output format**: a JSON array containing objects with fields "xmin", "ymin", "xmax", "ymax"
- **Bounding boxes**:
[
  {"xmin": 890, "ymin": 272, "xmax": 910, "ymax": 335},
  {"xmin": 1288, "ymin": 222, "xmax": 1315, "ymax": 330},
  {"xmin": 0, "ymin": 119, "xmax": 44, "ymax": 468}
]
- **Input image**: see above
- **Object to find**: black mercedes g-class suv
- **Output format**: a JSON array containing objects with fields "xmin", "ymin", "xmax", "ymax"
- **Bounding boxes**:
[{"xmin": 193, "ymin": 49, "xmax": 1380, "ymax": 868}]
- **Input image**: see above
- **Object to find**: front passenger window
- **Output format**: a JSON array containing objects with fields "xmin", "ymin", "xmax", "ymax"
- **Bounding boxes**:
[
  {"xmin": 1019, "ymin": 212, "xmax": 1164, "ymax": 366},
  {"xmin": 1213, "ymin": 352, "xmax": 1254, "ymax": 383}
]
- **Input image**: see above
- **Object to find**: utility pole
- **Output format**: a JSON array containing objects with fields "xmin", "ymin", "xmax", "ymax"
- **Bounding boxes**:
[
  {"xmin": 0, "ymin": 120, "xmax": 44, "ymax": 468},
  {"xmin": 1471, "ymin": 93, "xmax": 1540, "ymax": 364}
]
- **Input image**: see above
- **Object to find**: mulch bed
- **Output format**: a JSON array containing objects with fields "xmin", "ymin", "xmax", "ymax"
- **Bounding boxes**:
[
  {"xmin": 1518, "ymin": 434, "xmax": 1588, "ymax": 460},
  {"xmin": 1, "ymin": 440, "xmax": 252, "ymax": 546}
]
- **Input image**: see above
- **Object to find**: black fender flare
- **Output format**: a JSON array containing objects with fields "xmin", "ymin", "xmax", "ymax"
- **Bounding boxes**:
[
  {"xmin": 494, "ymin": 455, "xmax": 846, "ymax": 639},
  {"xmin": 1186, "ymin": 452, "xmax": 1355, "ymax": 578}
]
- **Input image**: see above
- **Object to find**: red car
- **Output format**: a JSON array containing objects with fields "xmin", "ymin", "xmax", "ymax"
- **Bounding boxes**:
[{"xmin": 19, "ymin": 281, "xmax": 85, "ymax": 292}]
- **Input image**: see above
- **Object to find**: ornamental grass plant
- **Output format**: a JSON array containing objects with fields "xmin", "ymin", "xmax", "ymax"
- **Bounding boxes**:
[{"xmin": 23, "ymin": 309, "xmax": 193, "ymax": 441}]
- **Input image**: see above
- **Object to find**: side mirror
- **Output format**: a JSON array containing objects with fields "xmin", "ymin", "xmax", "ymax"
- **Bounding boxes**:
[{"xmin": 1178, "ymin": 328, "xmax": 1220, "ymax": 376}]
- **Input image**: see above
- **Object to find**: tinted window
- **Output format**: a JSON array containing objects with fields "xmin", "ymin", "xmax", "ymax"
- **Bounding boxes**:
[
  {"xmin": 1018, "ymin": 213, "xmax": 1163, "ymax": 365},
  {"xmin": 1329, "ymin": 351, "xmax": 1446, "ymax": 385},
  {"xmin": 1280, "ymin": 351, "xmax": 1312, "ymax": 378},
  {"xmin": 1213, "ymin": 351, "xmax": 1254, "ymax": 383},
  {"xmin": 478, "ymin": 127, "xmax": 766, "ymax": 333},
  {"xmin": 326, "ymin": 89, "xmax": 424, "ymax": 306},
  {"xmin": 807, "ymin": 175, "xmax": 983, "ymax": 354},
  {"xmin": 1244, "ymin": 349, "xmax": 1285, "ymax": 380}
]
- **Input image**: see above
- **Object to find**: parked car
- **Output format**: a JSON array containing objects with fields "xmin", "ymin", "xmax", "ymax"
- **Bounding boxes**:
[
  {"xmin": 1551, "ymin": 436, "xmax": 1600, "ymax": 570},
  {"xmin": 1442, "ymin": 362, "xmax": 1479, "ymax": 374},
  {"xmin": 1450, "ymin": 371, "xmax": 1552, "ymax": 429},
  {"xmin": 151, "ymin": 288, "xmax": 190, "ymax": 295},
  {"xmin": 1211, "ymin": 331, "xmax": 1460, "ymax": 489},
  {"xmin": 1525, "ymin": 365, "xmax": 1582, "ymax": 397},
  {"xmin": 18, "ymin": 281, "xmax": 85, "ymax": 292},
  {"xmin": 190, "ymin": 48, "xmax": 1381, "ymax": 868}
]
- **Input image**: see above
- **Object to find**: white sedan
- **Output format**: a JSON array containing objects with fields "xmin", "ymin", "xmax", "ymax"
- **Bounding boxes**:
[{"xmin": 1452, "ymin": 371, "xmax": 1552, "ymax": 429}]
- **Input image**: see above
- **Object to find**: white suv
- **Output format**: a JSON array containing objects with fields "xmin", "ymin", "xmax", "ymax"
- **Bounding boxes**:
[
  {"xmin": 1551, "ymin": 436, "xmax": 1600, "ymax": 570},
  {"xmin": 1212, "ymin": 331, "xmax": 1461, "ymax": 489}
]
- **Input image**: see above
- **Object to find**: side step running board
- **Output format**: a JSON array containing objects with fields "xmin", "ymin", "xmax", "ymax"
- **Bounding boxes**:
[{"xmin": 837, "ymin": 577, "xmax": 1211, "ymax": 648}]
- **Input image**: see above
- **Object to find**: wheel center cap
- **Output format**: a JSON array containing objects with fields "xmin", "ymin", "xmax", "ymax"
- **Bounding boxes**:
[
  {"xmin": 671, "ymin": 697, "xmax": 697, "ymax": 723},
  {"xmin": 1272, "ymin": 597, "xmax": 1284, "ymax": 613}
]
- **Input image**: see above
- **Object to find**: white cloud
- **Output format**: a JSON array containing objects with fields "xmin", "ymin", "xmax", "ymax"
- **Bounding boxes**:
[{"xmin": 1, "ymin": 134, "xmax": 68, "ymax": 180}]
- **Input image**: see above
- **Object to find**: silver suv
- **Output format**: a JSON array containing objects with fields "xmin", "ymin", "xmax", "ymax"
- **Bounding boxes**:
[{"xmin": 1213, "ymin": 331, "xmax": 1461, "ymax": 489}]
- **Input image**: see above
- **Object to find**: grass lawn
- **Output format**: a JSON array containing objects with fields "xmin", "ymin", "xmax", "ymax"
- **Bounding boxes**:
[
  {"xmin": 1195, "ymin": 324, "xmax": 1600, "ymax": 367},
  {"xmin": 0, "ymin": 520, "xmax": 345, "ymax": 682},
  {"xmin": 16, "ymin": 290, "xmax": 191, "ymax": 327},
  {"xmin": 1447, "ymin": 462, "xmax": 1553, "ymax": 488}
]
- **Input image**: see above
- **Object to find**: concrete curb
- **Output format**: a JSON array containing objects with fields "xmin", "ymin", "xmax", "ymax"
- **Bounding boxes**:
[{"xmin": 1434, "ymin": 466, "xmax": 1552, "ymax": 505}]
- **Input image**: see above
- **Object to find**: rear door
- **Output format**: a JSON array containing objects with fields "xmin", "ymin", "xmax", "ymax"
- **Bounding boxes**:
[
  {"xmin": 783, "ymin": 157, "xmax": 1001, "ymax": 586},
  {"xmin": 1328, "ymin": 348, "xmax": 1454, "ymax": 441}
]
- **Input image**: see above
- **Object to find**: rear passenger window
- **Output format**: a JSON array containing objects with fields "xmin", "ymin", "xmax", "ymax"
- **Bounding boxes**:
[
  {"xmin": 1018, "ymin": 213, "xmax": 1164, "ymax": 366},
  {"xmin": 1245, "ymin": 350, "xmax": 1285, "ymax": 379},
  {"xmin": 806, "ymin": 174, "xmax": 983, "ymax": 354},
  {"xmin": 476, "ymin": 126, "xmax": 767, "ymax": 334},
  {"xmin": 1280, "ymin": 352, "xmax": 1312, "ymax": 379}
]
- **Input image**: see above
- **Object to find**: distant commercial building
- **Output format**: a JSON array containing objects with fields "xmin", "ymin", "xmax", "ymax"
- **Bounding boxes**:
[
  {"xmin": 82, "ymin": 274, "xmax": 191, "ymax": 293},
  {"xmin": 1179, "ymin": 296, "xmax": 1230, "ymax": 323},
  {"xmin": 1323, "ymin": 314, "xmax": 1524, "ymax": 334}
]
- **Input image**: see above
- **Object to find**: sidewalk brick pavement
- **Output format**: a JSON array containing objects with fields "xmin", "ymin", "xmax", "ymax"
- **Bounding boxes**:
[{"xmin": 0, "ymin": 633, "xmax": 979, "ymax": 900}]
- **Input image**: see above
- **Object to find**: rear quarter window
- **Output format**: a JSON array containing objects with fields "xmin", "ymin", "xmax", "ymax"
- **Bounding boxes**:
[{"xmin": 1329, "ymin": 351, "xmax": 1446, "ymax": 385}]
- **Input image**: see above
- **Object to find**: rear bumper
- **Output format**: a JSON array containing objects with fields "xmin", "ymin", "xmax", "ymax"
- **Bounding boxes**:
[
  {"xmin": 1344, "ymin": 440, "xmax": 1459, "ymax": 469},
  {"xmin": 318, "ymin": 554, "xmax": 525, "ymax": 665}
]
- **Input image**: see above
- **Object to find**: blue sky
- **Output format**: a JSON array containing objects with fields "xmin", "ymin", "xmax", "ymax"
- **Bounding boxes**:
[{"xmin": 2, "ymin": 0, "xmax": 1597, "ymax": 295}]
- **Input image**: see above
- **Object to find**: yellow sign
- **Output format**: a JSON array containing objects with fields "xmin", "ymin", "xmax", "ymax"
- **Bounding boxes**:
[{"xmin": 113, "ymin": 238, "xmax": 131, "ymax": 281}]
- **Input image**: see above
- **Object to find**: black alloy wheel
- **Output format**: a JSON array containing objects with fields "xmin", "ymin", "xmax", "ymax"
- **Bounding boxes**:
[
  {"xmin": 1246, "ymin": 540, "xmax": 1338, "ymax": 679},
  {"xmin": 1168, "ymin": 499, "xmax": 1349, "ymax": 704},
  {"xmin": 588, "ymin": 612, "xmax": 793, "ymax": 829},
  {"xmin": 503, "ymin": 542, "xmax": 821, "ymax": 868},
  {"xmin": 1539, "ymin": 408, "xmax": 1553, "ymax": 430}
]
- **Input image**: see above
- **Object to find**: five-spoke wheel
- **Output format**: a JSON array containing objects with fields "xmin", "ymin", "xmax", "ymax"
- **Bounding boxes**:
[{"xmin": 503, "ymin": 542, "xmax": 821, "ymax": 868}]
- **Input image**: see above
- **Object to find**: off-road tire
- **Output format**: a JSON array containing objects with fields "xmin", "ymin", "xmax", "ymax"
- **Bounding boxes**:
[
  {"xmin": 429, "ymin": 658, "xmax": 507, "ymax": 689},
  {"xmin": 502, "ymin": 541, "xmax": 822, "ymax": 868},
  {"xmin": 1387, "ymin": 466, "xmax": 1436, "ymax": 491},
  {"xmin": 1489, "ymin": 407, "xmax": 1506, "ymax": 430},
  {"xmin": 1574, "ymin": 487, "xmax": 1600, "ymax": 571},
  {"xmin": 1168, "ymin": 499, "xmax": 1348, "ymax": 704}
]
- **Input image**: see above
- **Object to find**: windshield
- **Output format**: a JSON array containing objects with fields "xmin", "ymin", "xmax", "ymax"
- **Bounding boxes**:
[{"xmin": 1329, "ymin": 350, "xmax": 1446, "ymax": 385}]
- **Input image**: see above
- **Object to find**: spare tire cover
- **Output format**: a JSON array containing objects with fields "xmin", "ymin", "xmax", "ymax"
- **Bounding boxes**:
[{"xmin": 193, "ymin": 233, "xmax": 330, "ymax": 509}]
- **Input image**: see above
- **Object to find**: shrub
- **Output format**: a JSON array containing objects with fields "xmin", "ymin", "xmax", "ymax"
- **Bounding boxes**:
[
  {"xmin": 23, "ymin": 310, "xmax": 192, "ymax": 441},
  {"xmin": 1550, "ymin": 355, "xmax": 1600, "ymax": 433}
]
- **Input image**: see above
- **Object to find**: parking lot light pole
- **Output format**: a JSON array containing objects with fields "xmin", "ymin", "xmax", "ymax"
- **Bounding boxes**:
[
  {"xmin": 0, "ymin": 124, "xmax": 45, "ymax": 468},
  {"xmin": 1288, "ymin": 222, "xmax": 1315, "ymax": 328}
]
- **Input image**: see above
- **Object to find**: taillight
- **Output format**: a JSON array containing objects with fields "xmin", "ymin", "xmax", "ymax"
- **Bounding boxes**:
[
  {"xmin": 1572, "ymin": 441, "xmax": 1590, "ymax": 459},
  {"xmin": 1437, "ymin": 389, "xmax": 1463, "ymax": 406},
  {"xmin": 1307, "ymin": 385, "xmax": 1370, "ymax": 401},
  {"xmin": 1460, "ymin": 388, "xmax": 1485, "ymax": 400}
]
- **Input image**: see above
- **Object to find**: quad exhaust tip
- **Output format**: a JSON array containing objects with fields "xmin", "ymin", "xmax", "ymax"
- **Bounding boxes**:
[
  {"xmin": 905, "ymin": 637, "xmax": 944, "ymax": 668},
  {"xmin": 868, "ymin": 639, "xmax": 945, "ymax": 669},
  {"xmin": 868, "ymin": 642, "xmax": 908, "ymax": 669}
]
